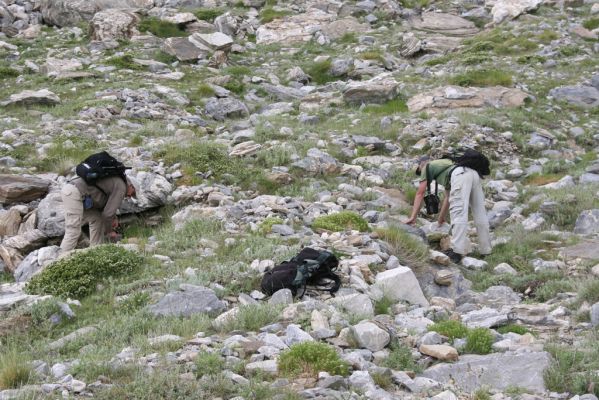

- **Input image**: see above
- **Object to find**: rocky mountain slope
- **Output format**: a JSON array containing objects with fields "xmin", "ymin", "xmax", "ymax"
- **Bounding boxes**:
[{"xmin": 0, "ymin": 0, "xmax": 598, "ymax": 399}]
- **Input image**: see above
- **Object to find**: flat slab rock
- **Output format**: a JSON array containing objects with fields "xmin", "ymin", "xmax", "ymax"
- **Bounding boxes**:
[
  {"xmin": 422, "ymin": 351, "xmax": 551, "ymax": 393},
  {"xmin": 560, "ymin": 240, "xmax": 599, "ymax": 261},
  {"xmin": 409, "ymin": 12, "xmax": 478, "ymax": 36},
  {"xmin": 1, "ymin": 89, "xmax": 60, "ymax": 106},
  {"xmin": 407, "ymin": 86, "xmax": 530, "ymax": 113},
  {"xmin": 147, "ymin": 284, "xmax": 226, "ymax": 317},
  {"xmin": 0, "ymin": 175, "xmax": 51, "ymax": 204}
]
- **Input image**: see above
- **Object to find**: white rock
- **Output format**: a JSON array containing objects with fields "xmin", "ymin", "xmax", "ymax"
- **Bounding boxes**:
[
  {"xmin": 374, "ymin": 267, "xmax": 429, "ymax": 306},
  {"xmin": 352, "ymin": 321, "xmax": 390, "ymax": 352}
]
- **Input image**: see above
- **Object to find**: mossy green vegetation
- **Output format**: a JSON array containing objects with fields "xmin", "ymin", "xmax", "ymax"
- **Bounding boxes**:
[
  {"xmin": 304, "ymin": 59, "xmax": 336, "ymax": 85},
  {"xmin": 194, "ymin": 8, "xmax": 224, "ymax": 22},
  {"xmin": 258, "ymin": 216, "xmax": 284, "ymax": 234},
  {"xmin": 0, "ymin": 66, "xmax": 19, "ymax": 80},
  {"xmin": 312, "ymin": 211, "xmax": 369, "ymax": 232},
  {"xmin": 464, "ymin": 328, "xmax": 494, "ymax": 354},
  {"xmin": 195, "ymin": 352, "xmax": 225, "ymax": 377},
  {"xmin": 449, "ymin": 69, "xmax": 513, "ymax": 87},
  {"xmin": 582, "ymin": 18, "xmax": 599, "ymax": 31},
  {"xmin": 218, "ymin": 303, "xmax": 282, "ymax": 332},
  {"xmin": 26, "ymin": 245, "xmax": 143, "ymax": 299},
  {"xmin": 138, "ymin": 17, "xmax": 187, "ymax": 38},
  {"xmin": 381, "ymin": 340, "xmax": 420, "ymax": 372},
  {"xmin": 259, "ymin": 7, "xmax": 291, "ymax": 23},
  {"xmin": 278, "ymin": 342, "xmax": 350, "ymax": 378},
  {"xmin": 105, "ymin": 54, "xmax": 144, "ymax": 70},
  {"xmin": 363, "ymin": 97, "xmax": 408, "ymax": 115},
  {"xmin": 497, "ymin": 324, "xmax": 529, "ymax": 335},
  {"xmin": 428, "ymin": 320, "xmax": 469, "ymax": 342}
]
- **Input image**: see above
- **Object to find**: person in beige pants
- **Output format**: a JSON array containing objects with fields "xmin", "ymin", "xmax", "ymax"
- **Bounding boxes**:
[
  {"xmin": 408, "ymin": 158, "xmax": 491, "ymax": 263},
  {"xmin": 60, "ymin": 176, "xmax": 138, "ymax": 253}
]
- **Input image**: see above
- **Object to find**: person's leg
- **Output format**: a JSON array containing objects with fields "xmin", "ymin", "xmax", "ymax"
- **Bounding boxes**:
[
  {"xmin": 83, "ymin": 210, "xmax": 105, "ymax": 246},
  {"xmin": 470, "ymin": 172, "xmax": 492, "ymax": 255},
  {"xmin": 449, "ymin": 167, "xmax": 474, "ymax": 255},
  {"xmin": 60, "ymin": 184, "xmax": 83, "ymax": 252}
]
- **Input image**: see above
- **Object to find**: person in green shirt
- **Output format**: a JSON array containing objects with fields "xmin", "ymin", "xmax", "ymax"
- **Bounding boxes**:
[{"xmin": 406, "ymin": 155, "xmax": 492, "ymax": 263}]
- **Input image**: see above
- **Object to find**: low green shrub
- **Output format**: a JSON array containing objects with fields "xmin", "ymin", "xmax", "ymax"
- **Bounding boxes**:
[
  {"xmin": 194, "ymin": 8, "xmax": 223, "ymax": 22},
  {"xmin": 196, "ymin": 83, "xmax": 216, "ymax": 98},
  {"xmin": 30, "ymin": 298, "xmax": 62, "ymax": 326},
  {"xmin": 449, "ymin": 69, "xmax": 513, "ymax": 87},
  {"xmin": 195, "ymin": 352, "xmax": 225, "ymax": 377},
  {"xmin": 425, "ymin": 55, "xmax": 451, "ymax": 66},
  {"xmin": 0, "ymin": 351, "xmax": 31, "ymax": 389},
  {"xmin": 381, "ymin": 341, "xmax": 419, "ymax": 372},
  {"xmin": 374, "ymin": 296, "xmax": 394, "ymax": 316},
  {"xmin": 138, "ymin": 17, "xmax": 187, "ymax": 38},
  {"xmin": 362, "ymin": 98, "xmax": 408, "ymax": 115},
  {"xmin": 218, "ymin": 304, "xmax": 281, "ymax": 332},
  {"xmin": 106, "ymin": 54, "xmax": 144, "ymax": 70},
  {"xmin": 278, "ymin": 342, "xmax": 349, "ymax": 378},
  {"xmin": 0, "ymin": 66, "xmax": 19, "ymax": 79},
  {"xmin": 583, "ymin": 18, "xmax": 599, "ymax": 31},
  {"xmin": 259, "ymin": 7, "xmax": 291, "ymax": 23},
  {"xmin": 428, "ymin": 320, "xmax": 469, "ymax": 342},
  {"xmin": 258, "ymin": 217, "xmax": 284, "ymax": 235},
  {"xmin": 544, "ymin": 338, "xmax": 599, "ymax": 396},
  {"xmin": 537, "ymin": 29, "xmax": 558, "ymax": 43},
  {"xmin": 464, "ymin": 328, "xmax": 494, "ymax": 354},
  {"xmin": 26, "ymin": 245, "xmax": 143, "ymax": 299},
  {"xmin": 312, "ymin": 211, "xmax": 369, "ymax": 232},
  {"xmin": 304, "ymin": 59, "xmax": 336, "ymax": 85},
  {"xmin": 577, "ymin": 279, "xmax": 599, "ymax": 305},
  {"xmin": 223, "ymin": 79, "xmax": 245, "ymax": 95},
  {"xmin": 497, "ymin": 324, "xmax": 529, "ymax": 335},
  {"xmin": 119, "ymin": 292, "xmax": 151, "ymax": 314}
]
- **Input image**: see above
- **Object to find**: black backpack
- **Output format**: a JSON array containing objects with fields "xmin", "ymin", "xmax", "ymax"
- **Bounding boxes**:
[
  {"xmin": 260, "ymin": 247, "xmax": 341, "ymax": 297},
  {"xmin": 444, "ymin": 148, "xmax": 490, "ymax": 178},
  {"xmin": 76, "ymin": 151, "xmax": 130, "ymax": 187}
]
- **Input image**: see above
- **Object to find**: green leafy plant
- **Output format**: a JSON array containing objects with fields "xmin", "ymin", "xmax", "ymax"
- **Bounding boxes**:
[
  {"xmin": 26, "ymin": 245, "xmax": 143, "ymax": 299},
  {"xmin": 428, "ymin": 320, "xmax": 469, "ymax": 342},
  {"xmin": 30, "ymin": 298, "xmax": 62, "ymax": 326},
  {"xmin": 0, "ymin": 350, "xmax": 31, "ymax": 389},
  {"xmin": 376, "ymin": 225, "xmax": 429, "ymax": 269},
  {"xmin": 138, "ymin": 17, "xmax": 187, "ymax": 38},
  {"xmin": 583, "ymin": 18, "xmax": 599, "ymax": 31},
  {"xmin": 449, "ymin": 69, "xmax": 513, "ymax": 87},
  {"xmin": 119, "ymin": 292, "xmax": 151, "ymax": 314},
  {"xmin": 312, "ymin": 211, "xmax": 369, "ymax": 232},
  {"xmin": 195, "ymin": 352, "xmax": 225, "ymax": 377},
  {"xmin": 464, "ymin": 328, "xmax": 494, "ymax": 354},
  {"xmin": 278, "ymin": 342, "xmax": 349, "ymax": 378},
  {"xmin": 381, "ymin": 341, "xmax": 419, "ymax": 372},
  {"xmin": 374, "ymin": 295, "xmax": 395, "ymax": 316}
]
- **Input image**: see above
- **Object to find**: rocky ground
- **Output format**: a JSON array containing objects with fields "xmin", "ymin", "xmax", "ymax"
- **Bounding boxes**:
[{"xmin": 0, "ymin": 0, "xmax": 599, "ymax": 399}]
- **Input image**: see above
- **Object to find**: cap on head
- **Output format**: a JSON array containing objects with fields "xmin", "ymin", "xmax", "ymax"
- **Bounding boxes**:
[{"xmin": 414, "ymin": 155, "xmax": 430, "ymax": 175}]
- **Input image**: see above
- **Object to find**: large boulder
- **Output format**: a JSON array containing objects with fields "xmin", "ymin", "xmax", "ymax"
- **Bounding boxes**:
[
  {"xmin": 90, "ymin": 9, "xmax": 139, "ymax": 42},
  {"xmin": 573, "ymin": 209, "xmax": 599, "ymax": 235},
  {"xmin": 0, "ymin": 282, "xmax": 46, "ymax": 312},
  {"xmin": 163, "ymin": 37, "xmax": 210, "ymax": 62},
  {"xmin": 491, "ymin": 0, "xmax": 544, "ymax": 25},
  {"xmin": 0, "ymin": 208, "xmax": 21, "ymax": 237},
  {"xmin": 329, "ymin": 293, "xmax": 374, "ymax": 319},
  {"xmin": 342, "ymin": 73, "xmax": 400, "ymax": 105},
  {"xmin": 1, "ymin": 89, "xmax": 60, "ymax": 107},
  {"xmin": 189, "ymin": 32, "xmax": 233, "ymax": 52},
  {"xmin": 40, "ymin": 0, "xmax": 153, "ymax": 27},
  {"xmin": 147, "ymin": 284, "xmax": 226, "ymax": 317},
  {"xmin": 409, "ymin": 12, "xmax": 478, "ymax": 36},
  {"xmin": 351, "ymin": 321, "xmax": 390, "ymax": 351},
  {"xmin": 119, "ymin": 171, "xmax": 173, "ymax": 214},
  {"xmin": 0, "ymin": 229, "xmax": 48, "ymax": 273},
  {"xmin": 549, "ymin": 86, "xmax": 599, "ymax": 108},
  {"xmin": 36, "ymin": 191, "xmax": 65, "ymax": 238},
  {"xmin": 422, "ymin": 351, "xmax": 551, "ymax": 393},
  {"xmin": 204, "ymin": 97, "xmax": 249, "ymax": 121},
  {"xmin": 0, "ymin": 174, "xmax": 50, "ymax": 204},
  {"xmin": 291, "ymin": 148, "xmax": 341, "ymax": 175},
  {"xmin": 407, "ymin": 86, "xmax": 529, "ymax": 113},
  {"xmin": 374, "ymin": 266, "xmax": 429, "ymax": 306},
  {"xmin": 256, "ymin": 9, "xmax": 336, "ymax": 45},
  {"xmin": 13, "ymin": 246, "xmax": 60, "ymax": 283},
  {"xmin": 321, "ymin": 17, "xmax": 369, "ymax": 40}
]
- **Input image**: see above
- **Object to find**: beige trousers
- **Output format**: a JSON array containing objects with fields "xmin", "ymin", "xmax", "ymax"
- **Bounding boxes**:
[
  {"xmin": 60, "ymin": 183, "xmax": 105, "ymax": 252},
  {"xmin": 449, "ymin": 167, "xmax": 492, "ymax": 256}
]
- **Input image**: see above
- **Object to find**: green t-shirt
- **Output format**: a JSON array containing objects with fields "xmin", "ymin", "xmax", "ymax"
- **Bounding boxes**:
[{"xmin": 420, "ymin": 159, "xmax": 454, "ymax": 188}]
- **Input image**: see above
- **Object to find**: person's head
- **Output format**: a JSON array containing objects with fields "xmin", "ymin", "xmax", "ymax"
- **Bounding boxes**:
[
  {"xmin": 126, "ymin": 176, "xmax": 140, "ymax": 199},
  {"xmin": 414, "ymin": 155, "xmax": 430, "ymax": 176}
]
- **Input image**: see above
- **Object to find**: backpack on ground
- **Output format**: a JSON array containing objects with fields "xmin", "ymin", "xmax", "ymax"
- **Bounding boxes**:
[
  {"xmin": 260, "ymin": 247, "xmax": 341, "ymax": 297},
  {"xmin": 444, "ymin": 148, "xmax": 491, "ymax": 177},
  {"xmin": 76, "ymin": 151, "xmax": 130, "ymax": 186}
]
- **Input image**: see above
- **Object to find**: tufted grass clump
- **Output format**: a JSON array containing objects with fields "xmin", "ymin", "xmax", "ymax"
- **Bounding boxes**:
[
  {"xmin": 497, "ymin": 324, "xmax": 529, "ymax": 335},
  {"xmin": 30, "ymin": 298, "xmax": 62, "ymax": 327},
  {"xmin": 218, "ymin": 303, "xmax": 282, "ymax": 332},
  {"xmin": 106, "ymin": 54, "xmax": 145, "ymax": 70},
  {"xmin": 138, "ymin": 17, "xmax": 187, "ymax": 38},
  {"xmin": 428, "ymin": 320, "xmax": 469, "ymax": 342},
  {"xmin": 381, "ymin": 340, "xmax": 420, "ymax": 372},
  {"xmin": 195, "ymin": 352, "xmax": 225, "ymax": 377},
  {"xmin": 0, "ymin": 66, "xmax": 19, "ymax": 80},
  {"xmin": 464, "ymin": 328, "xmax": 494, "ymax": 354},
  {"xmin": 376, "ymin": 225, "xmax": 429, "ymax": 269},
  {"xmin": 26, "ymin": 245, "xmax": 143, "ymax": 299},
  {"xmin": 449, "ymin": 69, "xmax": 513, "ymax": 87},
  {"xmin": 363, "ymin": 97, "xmax": 408, "ymax": 115},
  {"xmin": 278, "ymin": 342, "xmax": 350, "ymax": 378},
  {"xmin": 583, "ymin": 18, "xmax": 599, "ymax": 31},
  {"xmin": 259, "ymin": 217, "xmax": 284, "ymax": 235},
  {"xmin": 0, "ymin": 350, "xmax": 31, "ymax": 389},
  {"xmin": 304, "ymin": 59, "xmax": 336, "ymax": 85},
  {"xmin": 194, "ymin": 8, "xmax": 224, "ymax": 22},
  {"xmin": 312, "ymin": 211, "xmax": 369, "ymax": 232}
]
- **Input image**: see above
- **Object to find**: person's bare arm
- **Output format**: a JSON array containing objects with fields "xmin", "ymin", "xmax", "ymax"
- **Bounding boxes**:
[
  {"xmin": 438, "ymin": 190, "xmax": 450, "ymax": 225},
  {"xmin": 406, "ymin": 180, "xmax": 428, "ymax": 225}
]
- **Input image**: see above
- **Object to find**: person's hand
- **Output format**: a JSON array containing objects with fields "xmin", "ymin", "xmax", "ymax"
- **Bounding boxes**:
[
  {"xmin": 437, "ymin": 217, "xmax": 445, "ymax": 226},
  {"xmin": 108, "ymin": 231, "xmax": 121, "ymax": 243},
  {"xmin": 406, "ymin": 217, "xmax": 416, "ymax": 225},
  {"xmin": 111, "ymin": 218, "xmax": 119, "ymax": 230}
]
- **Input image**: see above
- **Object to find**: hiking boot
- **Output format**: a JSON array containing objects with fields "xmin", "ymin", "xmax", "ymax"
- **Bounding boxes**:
[{"xmin": 443, "ymin": 249, "xmax": 464, "ymax": 264}]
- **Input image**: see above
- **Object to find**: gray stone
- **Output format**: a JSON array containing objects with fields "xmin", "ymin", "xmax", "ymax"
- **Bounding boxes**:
[
  {"xmin": 245, "ymin": 360, "xmax": 278, "ymax": 375},
  {"xmin": 549, "ymin": 86, "xmax": 599, "ymax": 108},
  {"xmin": 374, "ymin": 267, "xmax": 429, "ymax": 306},
  {"xmin": 147, "ymin": 285, "xmax": 226, "ymax": 317},
  {"xmin": 13, "ymin": 246, "xmax": 60, "ymax": 283},
  {"xmin": 269, "ymin": 288, "xmax": 293, "ymax": 305},
  {"xmin": 204, "ymin": 97, "xmax": 249, "ymax": 121},
  {"xmin": 1, "ymin": 89, "xmax": 60, "ymax": 107},
  {"xmin": 330, "ymin": 58, "xmax": 353, "ymax": 77},
  {"xmin": 40, "ymin": 0, "xmax": 152, "ymax": 27},
  {"xmin": 285, "ymin": 324, "xmax": 314, "ymax": 346},
  {"xmin": 408, "ymin": 86, "xmax": 529, "ymax": 113},
  {"xmin": 462, "ymin": 307, "xmax": 509, "ymax": 328},
  {"xmin": 190, "ymin": 32, "xmax": 234, "ymax": 51},
  {"xmin": 351, "ymin": 321, "xmax": 390, "ymax": 351},
  {"xmin": 418, "ymin": 331, "xmax": 444, "ymax": 346},
  {"xmin": 343, "ymin": 73, "xmax": 400, "ymax": 105},
  {"xmin": 410, "ymin": 12, "xmax": 478, "ymax": 36},
  {"xmin": 36, "ymin": 191, "xmax": 64, "ymax": 237},
  {"xmin": 163, "ymin": 37, "xmax": 210, "ymax": 62},
  {"xmin": 47, "ymin": 326, "xmax": 98, "ymax": 351},
  {"xmin": 90, "ymin": 9, "xmax": 138, "ymax": 42},
  {"xmin": 461, "ymin": 257, "xmax": 487, "ymax": 270},
  {"xmin": 0, "ymin": 175, "xmax": 50, "ymax": 205},
  {"xmin": 591, "ymin": 302, "xmax": 599, "ymax": 327},
  {"xmin": 329, "ymin": 293, "xmax": 374, "ymax": 318},
  {"xmin": 270, "ymin": 224, "xmax": 294, "ymax": 236},
  {"xmin": 422, "ymin": 351, "xmax": 551, "ymax": 393},
  {"xmin": 491, "ymin": 0, "xmax": 543, "ymax": 24},
  {"xmin": 394, "ymin": 314, "xmax": 434, "ymax": 334},
  {"xmin": 574, "ymin": 209, "xmax": 599, "ymax": 235},
  {"xmin": 493, "ymin": 263, "xmax": 517, "ymax": 275},
  {"xmin": 349, "ymin": 370, "xmax": 376, "ymax": 392},
  {"xmin": 580, "ymin": 173, "xmax": 599, "ymax": 184}
]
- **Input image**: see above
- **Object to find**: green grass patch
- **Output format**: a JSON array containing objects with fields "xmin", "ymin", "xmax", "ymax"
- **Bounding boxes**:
[
  {"xmin": 583, "ymin": 18, "xmax": 599, "ymax": 31},
  {"xmin": 194, "ymin": 8, "xmax": 224, "ymax": 22},
  {"xmin": 497, "ymin": 324, "xmax": 529, "ymax": 335},
  {"xmin": 358, "ymin": 51, "xmax": 384, "ymax": 63},
  {"xmin": 26, "ymin": 245, "xmax": 143, "ymax": 299},
  {"xmin": 449, "ymin": 69, "xmax": 513, "ymax": 87},
  {"xmin": 312, "ymin": 211, "xmax": 369, "ymax": 232},
  {"xmin": 376, "ymin": 225, "xmax": 429, "ymax": 269},
  {"xmin": 537, "ymin": 29, "xmax": 559, "ymax": 44},
  {"xmin": 196, "ymin": 83, "xmax": 216, "ymax": 97},
  {"xmin": 374, "ymin": 295, "xmax": 395, "ymax": 316},
  {"xmin": 428, "ymin": 320, "xmax": 469, "ymax": 342},
  {"xmin": 35, "ymin": 135, "xmax": 97, "ymax": 174},
  {"xmin": 138, "ymin": 17, "xmax": 187, "ymax": 38},
  {"xmin": 381, "ymin": 340, "xmax": 420, "ymax": 372},
  {"xmin": 223, "ymin": 79, "xmax": 245, "ymax": 95},
  {"xmin": 338, "ymin": 32, "xmax": 357, "ymax": 44},
  {"xmin": 278, "ymin": 341, "xmax": 350, "ymax": 378},
  {"xmin": 106, "ymin": 54, "xmax": 144, "ymax": 70},
  {"xmin": 362, "ymin": 97, "xmax": 408, "ymax": 115},
  {"xmin": 218, "ymin": 303, "xmax": 282, "ymax": 332},
  {"xmin": 258, "ymin": 217, "xmax": 284, "ymax": 235},
  {"xmin": 259, "ymin": 7, "xmax": 291, "ymax": 23},
  {"xmin": 304, "ymin": 59, "xmax": 336, "ymax": 85},
  {"xmin": 399, "ymin": 0, "xmax": 430, "ymax": 8},
  {"xmin": 464, "ymin": 328, "xmax": 494, "ymax": 354},
  {"xmin": 424, "ymin": 55, "xmax": 452, "ymax": 66},
  {"xmin": 195, "ymin": 352, "xmax": 225, "ymax": 377},
  {"xmin": 0, "ymin": 350, "xmax": 31, "ymax": 389},
  {"xmin": 0, "ymin": 66, "xmax": 19, "ymax": 80},
  {"xmin": 576, "ymin": 279, "xmax": 599, "ymax": 306}
]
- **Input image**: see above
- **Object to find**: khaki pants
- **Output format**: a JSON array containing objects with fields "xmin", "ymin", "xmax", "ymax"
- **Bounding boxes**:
[
  {"xmin": 60, "ymin": 183, "xmax": 105, "ymax": 252},
  {"xmin": 449, "ymin": 167, "xmax": 492, "ymax": 256}
]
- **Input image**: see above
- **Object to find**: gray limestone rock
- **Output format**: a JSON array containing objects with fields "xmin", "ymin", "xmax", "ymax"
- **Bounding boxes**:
[
  {"xmin": 1, "ymin": 89, "xmax": 60, "ymax": 107},
  {"xmin": 147, "ymin": 284, "xmax": 226, "ymax": 317},
  {"xmin": 351, "ymin": 321, "xmax": 390, "ymax": 351},
  {"xmin": 204, "ymin": 97, "xmax": 249, "ymax": 121},
  {"xmin": 374, "ymin": 267, "xmax": 429, "ymax": 306},
  {"xmin": 549, "ymin": 86, "xmax": 599, "ymax": 108},
  {"xmin": 13, "ymin": 245, "xmax": 60, "ymax": 283},
  {"xmin": 269, "ymin": 288, "xmax": 293, "ymax": 305},
  {"xmin": 422, "ymin": 351, "xmax": 551, "ymax": 393},
  {"xmin": 36, "ymin": 191, "xmax": 65, "ymax": 237},
  {"xmin": 574, "ymin": 210, "xmax": 599, "ymax": 235}
]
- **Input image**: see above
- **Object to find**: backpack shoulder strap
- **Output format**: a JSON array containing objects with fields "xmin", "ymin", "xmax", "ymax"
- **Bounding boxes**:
[{"xmin": 425, "ymin": 164, "xmax": 438, "ymax": 195}]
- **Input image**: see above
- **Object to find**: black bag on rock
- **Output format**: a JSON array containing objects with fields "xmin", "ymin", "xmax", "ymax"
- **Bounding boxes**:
[
  {"xmin": 260, "ymin": 247, "xmax": 341, "ymax": 297},
  {"xmin": 424, "ymin": 164, "xmax": 440, "ymax": 215}
]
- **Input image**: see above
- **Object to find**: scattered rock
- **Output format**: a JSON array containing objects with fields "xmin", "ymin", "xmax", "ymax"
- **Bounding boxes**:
[
  {"xmin": 1, "ymin": 89, "xmax": 60, "ymax": 107},
  {"xmin": 147, "ymin": 285, "xmax": 226, "ymax": 317}
]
